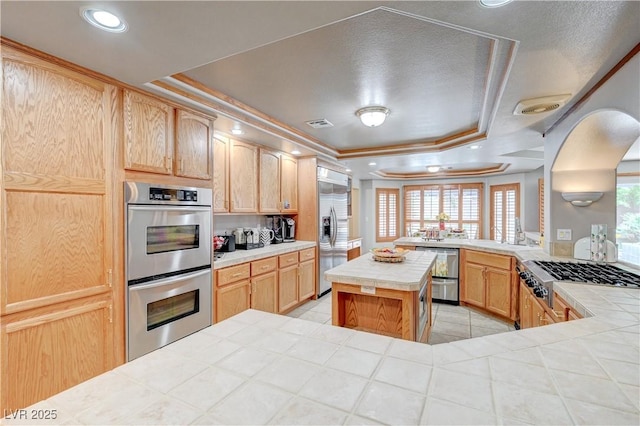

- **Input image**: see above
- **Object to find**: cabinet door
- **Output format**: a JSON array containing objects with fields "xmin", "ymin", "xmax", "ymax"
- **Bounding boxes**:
[
  {"xmin": 530, "ymin": 295, "xmax": 546, "ymax": 328},
  {"xmin": 229, "ymin": 140, "xmax": 258, "ymax": 213},
  {"xmin": 251, "ymin": 271, "xmax": 277, "ymax": 313},
  {"xmin": 280, "ymin": 154, "xmax": 298, "ymax": 212},
  {"xmin": 519, "ymin": 282, "xmax": 531, "ymax": 329},
  {"xmin": 1, "ymin": 297, "xmax": 113, "ymax": 411},
  {"xmin": 278, "ymin": 265, "xmax": 299, "ymax": 313},
  {"xmin": 259, "ymin": 149, "xmax": 281, "ymax": 213},
  {"xmin": 216, "ymin": 279, "xmax": 250, "ymax": 322},
  {"xmin": 124, "ymin": 90, "xmax": 174, "ymax": 174},
  {"xmin": 485, "ymin": 266, "xmax": 512, "ymax": 318},
  {"xmin": 175, "ymin": 110, "xmax": 213, "ymax": 179},
  {"xmin": 461, "ymin": 262, "xmax": 485, "ymax": 308},
  {"xmin": 298, "ymin": 259, "xmax": 315, "ymax": 300},
  {"xmin": 213, "ymin": 134, "xmax": 230, "ymax": 212}
]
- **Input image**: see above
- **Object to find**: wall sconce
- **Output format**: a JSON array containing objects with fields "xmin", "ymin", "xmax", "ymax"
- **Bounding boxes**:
[{"xmin": 561, "ymin": 191, "xmax": 604, "ymax": 207}]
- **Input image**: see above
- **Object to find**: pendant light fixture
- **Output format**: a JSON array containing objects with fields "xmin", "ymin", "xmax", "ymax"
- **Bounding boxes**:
[{"xmin": 356, "ymin": 106, "xmax": 390, "ymax": 127}]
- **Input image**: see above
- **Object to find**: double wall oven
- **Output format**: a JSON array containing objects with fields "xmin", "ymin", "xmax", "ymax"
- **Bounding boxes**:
[{"xmin": 125, "ymin": 182, "xmax": 212, "ymax": 361}]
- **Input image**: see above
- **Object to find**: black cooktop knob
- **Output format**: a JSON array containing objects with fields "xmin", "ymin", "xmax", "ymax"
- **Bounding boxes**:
[{"xmin": 526, "ymin": 278, "xmax": 535, "ymax": 287}]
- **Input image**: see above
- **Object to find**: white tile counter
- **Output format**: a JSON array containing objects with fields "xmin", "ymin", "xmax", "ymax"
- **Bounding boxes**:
[
  {"xmin": 213, "ymin": 241, "xmax": 316, "ymax": 269},
  {"xmin": 10, "ymin": 279, "xmax": 639, "ymax": 425},
  {"xmin": 324, "ymin": 251, "xmax": 437, "ymax": 291}
]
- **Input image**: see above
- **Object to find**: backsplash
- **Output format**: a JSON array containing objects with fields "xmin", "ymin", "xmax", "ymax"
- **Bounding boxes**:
[
  {"xmin": 213, "ymin": 215, "xmax": 266, "ymax": 236},
  {"xmin": 550, "ymin": 241, "xmax": 574, "ymax": 258}
]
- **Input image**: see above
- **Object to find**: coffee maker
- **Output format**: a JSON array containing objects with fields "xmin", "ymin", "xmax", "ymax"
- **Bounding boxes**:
[
  {"xmin": 283, "ymin": 217, "xmax": 295, "ymax": 242},
  {"xmin": 266, "ymin": 216, "xmax": 284, "ymax": 244}
]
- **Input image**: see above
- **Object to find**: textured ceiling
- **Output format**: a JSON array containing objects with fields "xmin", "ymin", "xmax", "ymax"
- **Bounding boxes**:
[{"xmin": 1, "ymin": 1, "xmax": 639, "ymax": 180}]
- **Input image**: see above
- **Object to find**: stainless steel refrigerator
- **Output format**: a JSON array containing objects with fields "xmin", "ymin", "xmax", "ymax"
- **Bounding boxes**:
[{"xmin": 318, "ymin": 167, "xmax": 349, "ymax": 297}]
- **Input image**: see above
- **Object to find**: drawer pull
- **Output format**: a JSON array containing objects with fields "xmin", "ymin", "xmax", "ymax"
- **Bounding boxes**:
[
  {"xmin": 261, "ymin": 265, "xmax": 269, "ymax": 269},
  {"xmin": 231, "ymin": 272, "xmax": 243, "ymax": 277}
]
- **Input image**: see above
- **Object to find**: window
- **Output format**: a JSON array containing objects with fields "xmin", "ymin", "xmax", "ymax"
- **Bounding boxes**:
[
  {"xmin": 404, "ymin": 183, "xmax": 483, "ymax": 238},
  {"xmin": 376, "ymin": 188, "xmax": 399, "ymax": 242},
  {"xmin": 490, "ymin": 183, "xmax": 520, "ymax": 243},
  {"xmin": 617, "ymin": 175, "xmax": 640, "ymax": 267}
]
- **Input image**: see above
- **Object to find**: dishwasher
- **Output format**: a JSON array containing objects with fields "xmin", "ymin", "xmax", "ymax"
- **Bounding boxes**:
[{"xmin": 416, "ymin": 247, "xmax": 459, "ymax": 304}]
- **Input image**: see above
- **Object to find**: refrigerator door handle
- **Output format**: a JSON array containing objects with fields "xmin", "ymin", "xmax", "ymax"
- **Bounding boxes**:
[{"xmin": 332, "ymin": 206, "xmax": 338, "ymax": 247}]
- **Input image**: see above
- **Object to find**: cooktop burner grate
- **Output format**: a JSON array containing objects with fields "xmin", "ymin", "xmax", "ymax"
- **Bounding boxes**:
[{"xmin": 533, "ymin": 261, "xmax": 640, "ymax": 288}]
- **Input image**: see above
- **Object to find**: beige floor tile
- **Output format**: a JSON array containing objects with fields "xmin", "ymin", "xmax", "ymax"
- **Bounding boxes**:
[
  {"xmin": 563, "ymin": 398, "xmax": 640, "ymax": 425},
  {"xmin": 355, "ymin": 381, "xmax": 426, "ymax": 425},
  {"xmin": 599, "ymin": 358, "xmax": 640, "ymax": 386},
  {"xmin": 427, "ymin": 331, "xmax": 467, "ymax": 345},
  {"xmin": 269, "ymin": 397, "xmax": 348, "ymax": 425},
  {"xmin": 286, "ymin": 337, "xmax": 339, "ymax": 365},
  {"xmin": 388, "ymin": 338, "xmax": 434, "ymax": 365},
  {"xmin": 422, "ymin": 397, "xmax": 498, "ymax": 425},
  {"xmin": 431, "ymin": 319, "xmax": 471, "ymax": 338},
  {"xmin": 297, "ymin": 309, "xmax": 331, "ymax": 323},
  {"xmin": 123, "ymin": 395, "xmax": 203, "ymax": 425},
  {"xmin": 427, "ymin": 368, "xmax": 494, "ymax": 413},
  {"xmin": 298, "ymin": 369, "xmax": 368, "ymax": 412},
  {"xmin": 471, "ymin": 325, "xmax": 508, "ymax": 338},
  {"xmin": 325, "ymin": 346, "xmax": 382, "ymax": 378},
  {"xmin": 217, "ymin": 347, "xmax": 279, "ymax": 377},
  {"xmin": 343, "ymin": 414, "xmax": 384, "ymax": 425},
  {"xmin": 440, "ymin": 357, "xmax": 491, "ymax": 379},
  {"xmin": 346, "ymin": 330, "xmax": 394, "ymax": 354},
  {"xmin": 249, "ymin": 329, "xmax": 300, "ymax": 354},
  {"xmin": 489, "ymin": 357, "xmax": 557, "ymax": 394},
  {"xmin": 374, "ymin": 356, "xmax": 433, "ymax": 393},
  {"xmin": 207, "ymin": 382, "xmax": 291, "ymax": 424},
  {"xmin": 254, "ymin": 357, "xmax": 320, "ymax": 393}
]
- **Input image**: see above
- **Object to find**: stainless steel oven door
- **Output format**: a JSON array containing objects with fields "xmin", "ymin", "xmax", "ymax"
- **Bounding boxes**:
[
  {"xmin": 127, "ymin": 205, "xmax": 211, "ymax": 281},
  {"xmin": 127, "ymin": 268, "xmax": 212, "ymax": 360}
]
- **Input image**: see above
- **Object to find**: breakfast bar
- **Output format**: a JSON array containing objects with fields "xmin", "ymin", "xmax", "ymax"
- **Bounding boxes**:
[{"xmin": 325, "ymin": 250, "xmax": 436, "ymax": 342}]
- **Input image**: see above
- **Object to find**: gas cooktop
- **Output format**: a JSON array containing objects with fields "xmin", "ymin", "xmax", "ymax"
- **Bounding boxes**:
[{"xmin": 533, "ymin": 261, "xmax": 640, "ymax": 288}]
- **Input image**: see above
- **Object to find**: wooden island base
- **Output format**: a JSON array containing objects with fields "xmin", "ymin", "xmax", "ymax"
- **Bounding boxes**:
[{"xmin": 331, "ymin": 282, "xmax": 430, "ymax": 343}]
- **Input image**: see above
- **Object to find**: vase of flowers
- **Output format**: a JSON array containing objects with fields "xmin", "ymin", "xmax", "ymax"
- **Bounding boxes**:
[{"xmin": 436, "ymin": 212, "xmax": 449, "ymax": 230}]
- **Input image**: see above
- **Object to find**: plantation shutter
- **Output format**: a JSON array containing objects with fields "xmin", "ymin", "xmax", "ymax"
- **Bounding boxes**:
[{"xmin": 376, "ymin": 188, "xmax": 399, "ymax": 242}]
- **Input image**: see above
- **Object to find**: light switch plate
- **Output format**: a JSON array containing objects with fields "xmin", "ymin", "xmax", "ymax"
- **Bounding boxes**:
[{"xmin": 557, "ymin": 229, "xmax": 572, "ymax": 241}]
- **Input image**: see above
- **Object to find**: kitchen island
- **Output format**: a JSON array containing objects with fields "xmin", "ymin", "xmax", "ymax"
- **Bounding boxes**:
[
  {"xmin": 325, "ymin": 250, "xmax": 436, "ymax": 342},
  {"xmin": 12, "ymin": 280, "xmax": 639, "ymax": 425}
]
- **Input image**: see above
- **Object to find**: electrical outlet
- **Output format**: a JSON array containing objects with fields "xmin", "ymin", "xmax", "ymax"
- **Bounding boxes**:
[{"xmin": 557, "ymin": 229, "xmax": 572, "ymax": 241}]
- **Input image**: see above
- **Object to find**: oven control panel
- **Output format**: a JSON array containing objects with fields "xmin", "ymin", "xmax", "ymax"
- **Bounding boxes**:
[{"xmin": 149, "ymin": 187, "xmax": 198, "ymax": 202}]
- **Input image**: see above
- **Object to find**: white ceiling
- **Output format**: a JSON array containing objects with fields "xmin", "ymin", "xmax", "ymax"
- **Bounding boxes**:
[{"xmin": 2, "ymin": 1, "xmax": 639, "ymax": 181}]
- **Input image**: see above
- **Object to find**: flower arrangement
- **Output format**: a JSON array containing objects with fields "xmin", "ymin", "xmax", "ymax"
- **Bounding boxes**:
[{"xmin": 436, "ymin": 212, "xmax": 450, "ymax": 221}]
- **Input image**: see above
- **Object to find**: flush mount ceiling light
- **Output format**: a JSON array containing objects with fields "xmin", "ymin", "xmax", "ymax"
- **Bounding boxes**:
[
  {"xmin": 468, "ymin": 145, "xmax": 481, "ymax": 150},
  {"xmin": 427, "ymin": 166, "xmax": 441, "ymax": 173},
  {"xmin": 80, "ymin": 8, "xmax": 127, "ymax": 33},
  {"xmin": 356, "ymin": 106, "xmax": 390, "ymax": 127},
  {"xmin": 561, "ymin": 191, "xmax": 604, "ymax": 207},
  {"xmin": 479, "ymin": 0, "xmax": 514, "ymax": 8}
]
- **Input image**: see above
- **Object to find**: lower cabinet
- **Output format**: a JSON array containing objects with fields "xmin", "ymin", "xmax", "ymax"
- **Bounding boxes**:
[
  {"xmin": 460, "ymin": 249, "xmax": 517, "ymax": 321},
  {"xmin": 1, "ymin": 296, "xmax": 113, "ymax": 410},
  {"xmin": 215, "ymin": 247, "xmax": 317, "ymax": 321}
]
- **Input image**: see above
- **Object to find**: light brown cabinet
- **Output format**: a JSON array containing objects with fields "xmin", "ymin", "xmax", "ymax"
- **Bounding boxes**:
[
  {"xmin": 213, "ymin": 133, "xmax": 230, "ymax": 212},
  {"xmin": 259, "ymin": 149, "xmax": 281, "ymax": 213},
  {"xmin": 1, "ymin": 46, "xmax": 116, "ymax": 410},
  {"xmin": 280, "ymin": 154, "xmax": 298, "ymax": 213},
  {"xmin": 251, "ymin": 257, "xmax": 278, "ymax": 313},
  {"xmin": 518, "ymin": 281, "xmax": 546, "ymax": 328},
  {"xmin": 124, "ymin": 90, "xmax": 174, "ymax": 174},
  {"xmin": 215, "ymin": 263, "xmax": 251, "ymax": 322},
  {"xmin": 229, "ymin": 140, "xmax": 259, "ymax": 212},
  {"xmin": 175, "ymin": 110, "xmax": 213, "ymax": 180},
  {"xmin": 460, "ymin": 249, "xmax": 517, "ymax": 321},
  {"xmin": 298, "ymin": 259, "xmax": 316, "ymax": 300}
]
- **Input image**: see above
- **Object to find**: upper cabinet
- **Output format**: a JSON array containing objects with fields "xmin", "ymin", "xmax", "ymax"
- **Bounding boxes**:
[
  {"xmin": 229, "ymin": 139, "xmax": 259, "ymax": 212},
  {"xmin": 259, "ymin": 149, "xmax": 281, "ymax": 213},
  {"xmin": 124, "ymin": 90, "xmax": 215, "ymax": 180},
  {"xmin": 280, "ymin": 154, "xmax": 298, "ymax": 213},
  {"xmin": 175, "ymin": 110, "xmax": 213, "ymax": 180},
  {"xmin": 124, "ymin": 90, "xmax": 174, "ymax": 175},
  {"xmin": 213, "ymin": 133, "xmax": 230, "ymax": 212}
]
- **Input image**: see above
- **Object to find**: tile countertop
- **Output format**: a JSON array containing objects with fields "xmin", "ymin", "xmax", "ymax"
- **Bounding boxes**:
[
  {"xmin": 324, "ymin": 250, "xmax": 437, "ymax": 291},
  {"xmin": 15, "ymin": 281, "xmax": 639, "ymax": 425},
  {"xmin": 213, "ymin": 240, "xmax": 316, "ymax": 269}
]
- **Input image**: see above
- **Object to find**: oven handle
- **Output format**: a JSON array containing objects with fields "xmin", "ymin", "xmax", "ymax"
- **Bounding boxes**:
[
  {"xmin": 129, "ymin": 269, "xmax": 211, "ymax": 292},
  {"xmin": 128, "ymin": 205, "xmax": 211, "ymax": 213}
]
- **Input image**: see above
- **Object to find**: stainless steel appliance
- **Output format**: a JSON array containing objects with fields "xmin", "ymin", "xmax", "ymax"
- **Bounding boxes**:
[
  {"xmin": 518, "ymin": 260, "xmax": 640, "ymax": 311},
  {"xmin": 266, "ymin": 216, "xmax": 284, "ymax": 244},
  {"xmin": 416, "ymin": 247, "xmax": 459, "ymax": 304},
  {"xmin": 125, "ymin": 182, "xmax": 212, "ymax": 361},
  {"xmin": 318, "ymin": 167, "xmax": 348, "ymax": 297}
]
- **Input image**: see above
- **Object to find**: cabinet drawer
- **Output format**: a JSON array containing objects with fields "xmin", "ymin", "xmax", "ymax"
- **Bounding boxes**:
[
  {"xmin": 279, "ymin": 252, "xmax": 298, "ymax": 268},
  {"xmin": 251, "ymin": 257, "xmax": 277, "ymax": 276},
  {"xmin": 217, "ymin": 263, "xmax": 251, "ymax": 286},
  {"xmin": 352, "ymin": 239, "xmax": 361, "ymax": 248},
  {"xmin": 464, "ymin": 250, "xmax": 512, "ymax": 270},
  {"xmin": 299, "ymin": 248, "xmax": 315, "ymax": 262}
]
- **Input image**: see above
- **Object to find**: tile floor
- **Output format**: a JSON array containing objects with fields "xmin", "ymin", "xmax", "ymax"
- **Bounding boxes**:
[{"xmin": 286, "ymin": 294, "xmax": 516, "ymax": 344}]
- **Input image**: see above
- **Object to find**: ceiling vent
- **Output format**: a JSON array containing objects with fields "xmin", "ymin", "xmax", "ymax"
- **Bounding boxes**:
[
  {"xmin": 305, "ymin": 118, "xmax": 334, "ymax": 129},
  {"xmin": 513, "ymin": 94, "xmax": 571, "ymax": 115}
]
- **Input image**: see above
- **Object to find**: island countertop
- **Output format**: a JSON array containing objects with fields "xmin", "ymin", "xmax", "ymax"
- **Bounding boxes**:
[{"xmin": 324, "ymin": 250, "xmax": 437, "ymax": 291}]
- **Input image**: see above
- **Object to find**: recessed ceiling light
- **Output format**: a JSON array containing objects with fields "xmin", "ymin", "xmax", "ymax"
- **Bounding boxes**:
[
  {"xmin": 345, "ymin": 168, "xmax": 352, "ymax": 172},
  {"xmin": 479, "ymin": 0, "xmax": 513, "ymax": 8},
  {"xmin": 427, "ymin": 166, "xmax": 441, "ymax": 173},
  {"xmin": 80, "ymin": 8, "xmax": 127, "ymax": 33},
  {"xmin": 230, "ymin": 128, "xmax": 244, "ymax": 135},
  {"xmin": 368, "ymin": 162, "xmax": 377, "ymax": 166},
  {"xmin": 291, "ymin": 150, "xmax": 301, "ymax": 155},
  {"xmin": 469, "ymin": 145, "xmax": 481, "ymax": 150}
]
